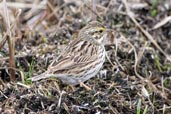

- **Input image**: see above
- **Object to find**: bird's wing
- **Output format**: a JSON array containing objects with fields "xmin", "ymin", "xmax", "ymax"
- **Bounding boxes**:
[
  {"xmin": 49, "ymin": 38, "xmax": 83, "ymax": 67},
  {"xmin": 48, "ymin": 39, "xmax": 99, "ymax": 74}
]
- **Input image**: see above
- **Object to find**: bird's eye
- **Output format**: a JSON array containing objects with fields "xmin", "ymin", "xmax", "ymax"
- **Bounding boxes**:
[{"xmin": 99, "ymin": 30, "xmax": 103, "ymax": 33}]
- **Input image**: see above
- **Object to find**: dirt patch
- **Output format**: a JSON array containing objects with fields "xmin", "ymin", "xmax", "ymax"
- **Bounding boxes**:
[{"xmin": 0, "ymin": 0, "xmax": 171, "ymax": 113}]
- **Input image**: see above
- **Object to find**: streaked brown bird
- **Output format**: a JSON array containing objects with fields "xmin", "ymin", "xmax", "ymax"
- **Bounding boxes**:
[{"xmin": 30, "ymin": 21, "xmax": 107, "ymax": 88}]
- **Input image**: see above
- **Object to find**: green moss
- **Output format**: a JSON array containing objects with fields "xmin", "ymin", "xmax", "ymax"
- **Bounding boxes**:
[
  {"xmin": 154, "ymin": 54, "xmax": 162, "ymax": 72},
  {"xmin": 151, "ymin": 0, "xmax": 158, "ymax": 17},
  {"xmin": 163, "ymin": 78, "xmax": 170, "ymax": 88},
  {"xmin": 136, "ymin": 99, "xmax": 141, "ymax": 114},
  {"xmin": 151, "ymin": 9, "xmax": 157, "ymax": 17}
]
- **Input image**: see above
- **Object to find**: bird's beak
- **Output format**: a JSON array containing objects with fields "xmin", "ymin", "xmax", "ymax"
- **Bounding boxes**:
[{"xmin": 106, "ymin": 29, "xmax": 112, "ymax": 32}]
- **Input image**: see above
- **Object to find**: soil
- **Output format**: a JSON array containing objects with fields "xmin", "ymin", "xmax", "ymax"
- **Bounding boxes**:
[{"xmin": 0, "ymin": 0, "xmax": 171, "ymax": 114}]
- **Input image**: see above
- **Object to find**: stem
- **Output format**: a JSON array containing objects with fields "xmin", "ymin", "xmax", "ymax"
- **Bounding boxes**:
[
  {"xmin": 3, "ymin": 0, "xmax": 15, "ymax": 81},
  {"xmin": 7, "ymin": 35, "xmax": 15, "ymax": 81},
  {"xmin": 91, "ymin": 0, "xmax": 96, "ymax": 20}
]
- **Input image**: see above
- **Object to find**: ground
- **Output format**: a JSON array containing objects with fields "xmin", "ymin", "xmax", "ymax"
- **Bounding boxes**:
[{"xmin": 0, "ymin": 0, "xmax": 171, "ymax": 114}]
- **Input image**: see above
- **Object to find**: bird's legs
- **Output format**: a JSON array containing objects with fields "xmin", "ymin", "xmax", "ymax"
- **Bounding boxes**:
[{"xmin": 79, "ymin": 80, "xmax": 91, "ymax": 91}]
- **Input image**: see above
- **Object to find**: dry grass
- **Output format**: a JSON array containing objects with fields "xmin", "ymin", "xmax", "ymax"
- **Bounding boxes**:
[{"xmin": 0, "ymin": 0, "xmax": 171, "ymax": 113}]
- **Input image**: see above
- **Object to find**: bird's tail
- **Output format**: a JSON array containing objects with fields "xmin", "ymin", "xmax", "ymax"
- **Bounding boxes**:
[{"xmin": 28, "ymin": 72, "xmax": 53, "ymax": 81}]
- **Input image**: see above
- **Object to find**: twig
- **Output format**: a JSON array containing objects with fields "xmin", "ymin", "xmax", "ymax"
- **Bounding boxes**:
[
  {"xmin": 105, "ymin": 52, "xmax": 116, "ymax": 71},
  {"xmin": 153, "ymin": 16, "xmax": 171, "ymax": 29},
  {"xmin": 16, "ymin": 82, "xmax": 30, "ymax": 89},
  {"xmin": 114, "ymin": 36, "xmax": 125, "ymax": 71},
  {"xmin": 121, "ymin": 0, "xmax": 171, "ymax": 62},
  {"xmin": 0, "ymin": 89, "xmax": 8, "ymax": 99},
  {"xmin": 62, "ymin": 103, "xmax": 70, "ymax": 114},
  {"xmin": 0, "ymin": 34, "xmax": 7, "ymax": 49},
  {"xmin": 91, "ymin": 0, "xmax": 97, "ymax": 20},
  {"xmin": 3, "ymin": 0, "xmax": 15, "ymax": 81},
  {"xmin": 0, "ymin": 2, "xmax": 46, "ymax": 9},
  {"xmin": 0, "ymin": 22, "xmax": 15, "ymax": 49},
  {"xmin": 46, "ymin": 1, "xmax": 66, "ymax": 20},
  {"xmin": 0, "ymin": 67, "xmax": 23, "ymax": 73},
  {"xmin": 121, "ymin": 34, "xmax": 144, "ymax": 80},
  {"xmin": 0, "ymin": 54, "xmax": 29, "ymax": 61},
  {"xmin": 84, "ymin": 3, "xmax": 102, "ymax": 21},
  {"xmin": 58, "ymin": 91, "xmax": 66, "ymax": 107},
  {"xmin": 134, "ymin": 42, "xmax": 148, "ymax": 79},
  {"xmin": 23, "ymin": 0, "xmax": 42, "ymax": 20}
]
